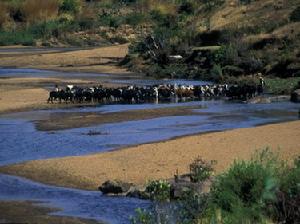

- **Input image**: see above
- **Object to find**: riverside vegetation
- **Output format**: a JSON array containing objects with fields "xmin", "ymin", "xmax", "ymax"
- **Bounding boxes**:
[
  {"xmin": 0, "ymin": 0, "xmax": 300, "ymax": 93},
  {"xmin": 131, "ymin": 149, "xmax": 300, "ymax": 224}
]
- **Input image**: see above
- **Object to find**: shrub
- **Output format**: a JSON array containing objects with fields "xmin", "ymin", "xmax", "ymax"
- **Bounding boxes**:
[
  {"xmin": 178, "ymin": 1, "xmax": 195, "ymax": 14},
  {"xmin": 98, "ymin": 13, "xmax": 122, "ymax": 28},
  {"xmin": 200, "ymin": 0, "xmax": 225, "ymax": 11},
  {"xmin": 208, "ymin": 149, "xmax": 281, "ymax": 223},
  {"xmin": 267, "ymin": 156, "xmax": 300, "ymax": 223},
  {"xmin": 177, "ymin": 190, "xmax": 209, "ymax": 223},
  {"xmin": 213, "ymin": 44, "xmax": 239, "ymax": 66},
  {"xmin": 124, "ymin": 13, "xmax": 146, "ymax": 27},
  {"xmin": 190, "ymin": 157, "xmax": 215, "ymax": 183},
  {"xmin": 0, "ymin": 30, "xmax": 35, "ymax": 46},
  {"xmin": 210, "ymin": 64, "xmax": 223, "ymax": 82},
  {"xmin": 30, "ymin": 20, "xmax": 61, "ymax": 38},
  {"xmin": 130, "ymin": 208, "xmax": 154, "ymax": 224},
  {"xmin": 222, "ymin": 65, "xmax": 244, "ymax": 77},
  {"xmin": 290, "ymin": 6, "xmax": 300, "ymax": 22},
  {"xmin": 59, "ymin": 0, "xmax": 81, "ymax": 14},
  {"xmin": 146, "ymin": 180, "xmax": 171, "ymax": 202}
]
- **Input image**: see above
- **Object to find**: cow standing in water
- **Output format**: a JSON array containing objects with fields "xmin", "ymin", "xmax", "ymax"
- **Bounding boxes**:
[{"xmin": 47, "ymin": 85, "xmax": 60, "ymax": 103}]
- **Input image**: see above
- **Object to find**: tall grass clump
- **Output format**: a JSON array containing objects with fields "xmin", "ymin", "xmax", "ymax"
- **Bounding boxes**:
[{"xmin": 22, "ymin": 0, "xmax": 60, "ymax": 24}]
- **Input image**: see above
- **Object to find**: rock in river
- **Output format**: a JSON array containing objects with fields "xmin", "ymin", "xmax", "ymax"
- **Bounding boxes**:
[{"xmin": 98, "ymin": 180, "xmax": 133, "ymax": 195}]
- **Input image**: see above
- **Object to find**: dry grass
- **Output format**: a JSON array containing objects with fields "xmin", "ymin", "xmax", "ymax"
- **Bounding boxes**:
[
  {"xmin": 0, "ymin": 2, "xmax": 9, "ymax": 28},
  {"xmin": 210, "ymin": 0, "xmax": 298, "ymax": 31},
  {"xmin": 22, "ymin": 0, "xmax": 60, "ymax": 24}
]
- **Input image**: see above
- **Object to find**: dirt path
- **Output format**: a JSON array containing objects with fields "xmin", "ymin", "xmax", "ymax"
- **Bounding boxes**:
[{"xmin": 1, "ymin": 120, "xmax": 299, "ymax": 190}]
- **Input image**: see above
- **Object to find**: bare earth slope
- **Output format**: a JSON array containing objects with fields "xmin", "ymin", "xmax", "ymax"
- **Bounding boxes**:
[{"xmin": 1, "ymin": 120, "xmax": 299, "ymax": 190}]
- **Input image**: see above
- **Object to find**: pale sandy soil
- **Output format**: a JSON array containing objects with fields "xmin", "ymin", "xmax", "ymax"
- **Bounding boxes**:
[
  {"xmin": 0, "ymin": 86, "xmax": 48, "ymax": 113},
  {"xmin": 1, "ymin": 120, "xmax": 299, "ymax": 190},
  {"xmin": 0, "ymin": 44, "xmax": 130, "ymax": 74},
  {"xmin": 0, "ymin": 77, "xmax": 96, "ymax": 114}
]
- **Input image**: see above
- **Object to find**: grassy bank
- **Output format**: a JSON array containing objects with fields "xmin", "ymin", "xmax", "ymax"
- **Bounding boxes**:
[{"xmin": 132, "ymin": 149, "xmax": 300, "ymax": 224}]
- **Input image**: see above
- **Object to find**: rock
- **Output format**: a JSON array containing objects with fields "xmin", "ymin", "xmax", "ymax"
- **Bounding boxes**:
[
  {"xmin": 291, "ymin": 89, "xmax": 300, "ymax": 103},
  {"xmin": 170, "ymin": 174, "xmax": 213, "ymax": 199},
  {"xmin": 98, "ymin": 180, "xmax": 133, "ymax": 195},
  {"xmin": 126, "ymin": 186, "xmax": 150, "ymax": 200}
]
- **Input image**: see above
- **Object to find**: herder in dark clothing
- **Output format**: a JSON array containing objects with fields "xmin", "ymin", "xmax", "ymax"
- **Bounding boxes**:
[{"xmin": 258, "ymin": 74, "xmax": 265, "ymax": 95}]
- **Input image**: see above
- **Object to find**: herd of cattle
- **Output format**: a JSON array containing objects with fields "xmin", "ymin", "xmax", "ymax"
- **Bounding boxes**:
[{"xmin": 47, "ymin": 83, "xmax": 263, "ymax": 104}]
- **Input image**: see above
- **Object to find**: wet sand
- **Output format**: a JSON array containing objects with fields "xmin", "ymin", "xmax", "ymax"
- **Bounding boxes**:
[
  {"xmin": 1, "ymin": 120, "xmax": 299, "ymax": 190},
  {"xmin": 0, "ymin": 201, "xmax": 102, "ymax": 224},
  {"xmin": 35, "ymin": 106, "xmax": 203, "ymax": 131}
]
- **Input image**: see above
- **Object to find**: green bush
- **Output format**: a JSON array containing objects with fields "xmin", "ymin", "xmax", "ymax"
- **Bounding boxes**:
[
  {"xmin": 210, "ymin": 64, "xmax": 223, "ymax": 82},
  {"xmin": 190, "ymin": 157, "xmax": 215, "ymax": 183},
  {"xmin": 124, "ymin": 13, "xmax": 146, "ymax": 27},
  {"xmin": 213, "ymin": 44, "xmax": 239, "ymax": 66},
  {"xmin": 146, "ymin": 180, "xmax": 171, "ymax": 202},
  {"xmin": 290, "ymin": 6, "xmax": 300, "ymax": 22},
  {"xmin": 208, "ymin": 149, "xmax": 282, "ymax": 223},
  {"xmin": 269, "ymin": 157, "xmax": 300, "ymax": 223},
  {"xmin": 59, "ymin": 0, "xmax": 81, "ymax": 14},
  {"xmin": 0, "ymin": 30, "xmax": 34, "ymax": 46},
  {"xmin": 98, "ymin": 13, "xmax": 122, "ymax": 28},
  {"xmin": 177, "ymin": 190, "xmax": 209, "ymax": 223}
]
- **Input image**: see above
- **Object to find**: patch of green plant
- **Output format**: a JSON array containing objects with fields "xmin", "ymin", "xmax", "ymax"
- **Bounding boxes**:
[
  {"xmin": 265, "ymin": 77, "xmax": 300, "ymax": 94},
  {"xmin": 146, "ymin": 180, "xmax": 171, "ymax": 202},
  {"xmin": 207, "ymin": 149, "xmax": 283, "ymax": 223},
  {"xmin": 124, "ymin": 13, "xmax": 146, "ymax": 27},
  {"xmin": 130, "ymin": 207, "xmax": 154, "ymax": 224},
  {"xmin": 290, "ymin": 6, "xmax": 300, "ymax": 22},
  {"xmin": 59, "ymin": 0, "xmax": 81, "ymax": 14},
  {"xmin": 177, "ymin": 190, "xmax": 209, "ymax": 223},
  {"xmin": 190, "ymin": 157, "xmax": 215, "ymax": 183},
  {"xmin": 98, "ymin": 13, "xmax": 123, "ymax": 28},
  {"xmin": 0, "ymin": 30, "xmax": 35, "ymax": 46}
]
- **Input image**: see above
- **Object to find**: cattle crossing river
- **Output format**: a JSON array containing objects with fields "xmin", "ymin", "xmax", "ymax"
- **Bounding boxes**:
[{"xmin": 0, "ymin": 68, "xmax": 299, "ymax": 223}]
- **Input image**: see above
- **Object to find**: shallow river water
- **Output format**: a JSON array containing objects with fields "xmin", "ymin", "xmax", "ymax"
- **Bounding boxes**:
[{"xmin": 0, "ymin": 68, "xmax": 299, "ymax": 223}]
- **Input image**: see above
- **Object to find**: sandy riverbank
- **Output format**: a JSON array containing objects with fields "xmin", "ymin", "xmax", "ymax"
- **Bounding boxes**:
[
  {"xmin": 1, "ymin": 120, "xmax": 299, "ymax": 190},
  {"xmin": 0, "ymin": 201, "xmax": 102, "ymax": 224},
  {"xmin": 0, "ymin": 44, "xmax": 135, "ymax": 114}
]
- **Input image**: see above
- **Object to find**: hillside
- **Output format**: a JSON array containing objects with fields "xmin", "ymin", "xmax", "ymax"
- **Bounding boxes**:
[{"xmin": 0, "ymin": 0, "xmax": 300, "ymax": 90}]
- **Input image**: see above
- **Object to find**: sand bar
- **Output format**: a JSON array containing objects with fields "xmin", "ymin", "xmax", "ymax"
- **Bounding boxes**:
[{"xmin": 1, "ymin": 120, "xmax": 299, "ymax": 190}]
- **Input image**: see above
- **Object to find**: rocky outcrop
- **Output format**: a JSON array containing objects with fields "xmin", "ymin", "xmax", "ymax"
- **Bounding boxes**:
[{"xmin": 291, "ymin": 89, "xmax": 300, "ymax": 103}]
